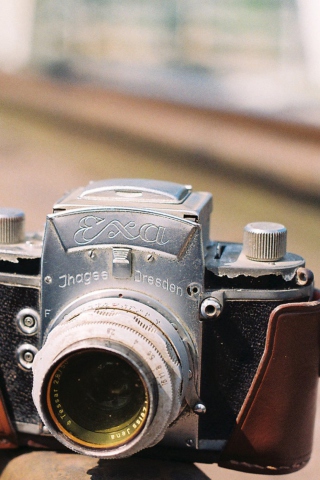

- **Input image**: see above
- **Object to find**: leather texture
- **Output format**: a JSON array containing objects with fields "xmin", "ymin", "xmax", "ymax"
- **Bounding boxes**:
[
  {"xmin": 219, "ymin": 293, "xmax": 320, "ymax": 474},
  {"xmin": 0, "ymin": 284, "xmax": 40, "ymax": 424},
  {"xmin": 0, "ymin": 283, "xmax": 40, "ymax": 448},
  {"xmin": 0, "ymin": 390, "xmax": 17, "ymax": 449},
  {"xmin": 199, "ymin": 299, "xmax": 285, "ymax": 440}
]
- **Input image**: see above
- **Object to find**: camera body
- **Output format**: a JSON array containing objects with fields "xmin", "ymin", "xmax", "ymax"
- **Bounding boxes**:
[{"xmin": 0, "ymin": 179, "xmax": 319, "ymax": 475}]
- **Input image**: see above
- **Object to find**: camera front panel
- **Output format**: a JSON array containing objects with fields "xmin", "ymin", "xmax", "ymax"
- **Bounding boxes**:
[{"xmin": 35, "ymin": 205, "xmax": 206, "ymax": 456}]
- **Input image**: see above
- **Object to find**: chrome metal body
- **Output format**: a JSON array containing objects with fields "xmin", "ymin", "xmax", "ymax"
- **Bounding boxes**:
[{"xmin": 0, "ymin": 179, "xmax": 314, "ymax": 459}]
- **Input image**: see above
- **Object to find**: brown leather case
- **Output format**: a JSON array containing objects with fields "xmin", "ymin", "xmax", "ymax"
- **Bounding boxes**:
[
  {"xmin": 219, "ymin": 295, "xmax": 320, "ymax": 474},
  {"xmin": 0, "ymin": 389, "xmax": 17, "ymax": 449}
]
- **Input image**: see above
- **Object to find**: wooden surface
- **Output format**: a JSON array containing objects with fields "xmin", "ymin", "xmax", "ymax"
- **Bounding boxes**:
[{"xmin": 0, "ymin": 451, "xmax": 210, "ymax": 480}]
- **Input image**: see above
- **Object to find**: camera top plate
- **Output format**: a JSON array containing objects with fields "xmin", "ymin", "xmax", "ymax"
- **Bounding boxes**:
[{"xmin": 54, "ymin": 179, "xmax": 193, "ymax": 208}]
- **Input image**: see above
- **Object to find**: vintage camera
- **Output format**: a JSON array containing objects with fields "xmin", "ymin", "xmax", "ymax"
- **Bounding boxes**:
[{"xmin": 0, "ymin": 179, "xmax": 319, "ymax": 475}]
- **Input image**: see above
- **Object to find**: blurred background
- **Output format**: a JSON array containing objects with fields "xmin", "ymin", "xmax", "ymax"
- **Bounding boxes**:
[
  {"xmin": 0, "ymin": 1, "xmax": 320, "ymax": 479},
  {"xmin": 3, "ymin": 0, "xmax": 320, "ymax": 116}
]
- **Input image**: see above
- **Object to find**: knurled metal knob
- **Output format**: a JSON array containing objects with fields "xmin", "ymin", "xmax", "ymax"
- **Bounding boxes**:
[
  {"xmin": 243, "ymin": 222, "xmax": 287, "ymax": 262},
  {"xmin": 0, "ymin": 208, "xmax": 25, "ymax": 244}
]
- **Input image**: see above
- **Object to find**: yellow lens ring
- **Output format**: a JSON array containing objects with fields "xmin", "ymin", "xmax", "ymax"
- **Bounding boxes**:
[{"xmin": 46, "ymin": 352, "xmax": 150, "ymax": 449}]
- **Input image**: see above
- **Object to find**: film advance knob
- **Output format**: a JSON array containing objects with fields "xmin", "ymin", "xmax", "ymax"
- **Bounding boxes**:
[
  {"xmin": 243, "ymin": 222, "xmax": 287, "ymax": 262},
  {"xmin": 0, "ymin": 208, "xmax": 25, "ymax": 244}
]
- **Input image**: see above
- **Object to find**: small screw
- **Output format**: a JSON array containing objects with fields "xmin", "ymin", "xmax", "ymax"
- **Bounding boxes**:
[
  {"xmin": 44, "ymin": 276, "xmax": 52, "ymax": 284},
  {"xmin": 296, "ymin": 267, "xmax": 314, "ymax": 286},
  {"xmin": 188, "ymin": 370, "xmax": 193, "ymax": 379},
  {"xmin": 186, "ymin": 439, "xmax": 194, "ymax": 447},
  {"xmin": 17, "ymin": 344, "xmax": 38, "ymax": 370},
  {"xmin": 187, "ymin": 283, "xmax": 202, "ymax": 298},
  {"xmin": 200, "ymin": 298, "xmax": 222, "ymax": 319},
  {"xmin": 23, "ymin": 351, "xmax": 34, "ymax": 363},
  {"xmin": 89, "ymin": 250, "xmax": 96, "ymax": 259},
  {"xmin": 16, "ymin": 308, "xmax": 39, "ymax": 335},
  {"xmin": 23, "ymin": 316, "xmax": 35, "ymax": 328},
  {"xmin": 147, "ymin": 254, "xmax": 154, "ymax": 262}
]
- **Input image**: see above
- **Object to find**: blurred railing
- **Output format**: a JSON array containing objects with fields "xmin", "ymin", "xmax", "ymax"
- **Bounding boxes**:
[
  {"xmin": 30, "ymin": 0, "xmax": 306, "ymax": 114},
  {"xmin": 1, "ymin": 1, "xmax": 320, "ymax": 119},
  {"xmin": 0, "ymin": 71, "xmax": 319, "ymax": 203}
]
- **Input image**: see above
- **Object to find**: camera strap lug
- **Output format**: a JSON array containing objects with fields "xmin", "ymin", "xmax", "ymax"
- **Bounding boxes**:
[{"xmin": 184, "ymin": 375, "xmax": 206, "ymax": 415}]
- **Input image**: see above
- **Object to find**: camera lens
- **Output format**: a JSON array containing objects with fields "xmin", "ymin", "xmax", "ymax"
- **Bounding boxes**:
[
  {"xmin": 47, "ymin": 350, "xmax": 149, "ymax": 448},
  {"xmin": 32, "ymin": 298, "xmax": 191, "ymax": 458}
]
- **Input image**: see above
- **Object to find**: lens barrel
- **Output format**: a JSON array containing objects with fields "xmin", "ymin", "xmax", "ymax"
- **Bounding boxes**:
[{"xmin": 32, "ymin": 299, "xmax": 189, "ymax": 458}]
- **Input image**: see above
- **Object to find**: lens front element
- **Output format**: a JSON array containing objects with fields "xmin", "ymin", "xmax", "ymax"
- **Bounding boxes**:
[{"xmin": 47, "ymin": 350, "xmax": 149, "ymax": 448}]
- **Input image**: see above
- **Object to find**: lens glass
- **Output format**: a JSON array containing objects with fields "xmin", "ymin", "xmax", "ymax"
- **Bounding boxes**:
[{"xmin": 47, "ymin": 350, "xmax": 149, "ymax": 448}]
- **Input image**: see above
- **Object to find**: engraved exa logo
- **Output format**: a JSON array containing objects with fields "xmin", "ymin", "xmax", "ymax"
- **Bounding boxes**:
[{"xmin": 74, "ymin": 216, "xmax": 169, "ymax": 246}]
